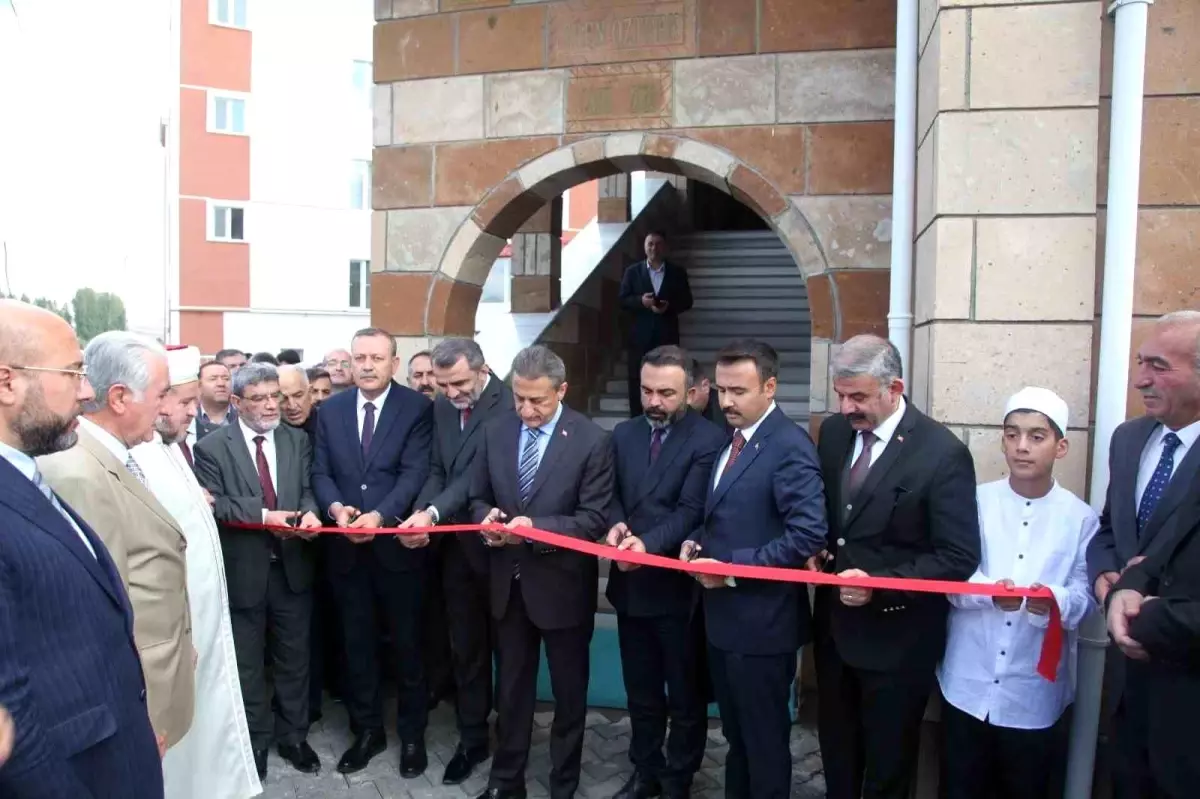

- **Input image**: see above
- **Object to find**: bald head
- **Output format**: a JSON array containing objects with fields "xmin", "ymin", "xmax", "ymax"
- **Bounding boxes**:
[
  {"xmin": 0, "ymin": 299, "xmax": 75, "ymax": 365},
  {"xmin": 279, "ymin": 364, "xmax": 314, "ymax": 427}
]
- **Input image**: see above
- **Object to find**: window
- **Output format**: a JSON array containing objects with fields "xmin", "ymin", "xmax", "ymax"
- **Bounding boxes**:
[
  {"xmin": 210, "ymin": 204, "xmax": 246, "ymax": 242},
  {"xmin": 350, "ymin": 160, "xmax": 371, "ymax": 210},
  {"xmin": 208, "ymin": 93, "xmax": 247, "ymax": 135},
  {"xmin": 349, "ymin": 260, "xmax": 370, "ymax": 308},
  {"xmin": 352, "ymin": 60, "xmax": 373, "ymax": 110},
  {"xmin": 210, "ymin": 0, "xmax": 248, "ymax": 29},
  {"xmin": 480, "ymin": 257, "xmax": 510, "ymax": 304}
]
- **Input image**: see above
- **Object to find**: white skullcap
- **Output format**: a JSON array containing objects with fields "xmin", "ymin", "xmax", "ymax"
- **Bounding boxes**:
[
  {"xmin": 165, "ymin": 345, "xmax": 201, "ymax": 387},
  {"xmin": 1004, "ymin": 386, "xmax": 1068, "ymax": 435}
]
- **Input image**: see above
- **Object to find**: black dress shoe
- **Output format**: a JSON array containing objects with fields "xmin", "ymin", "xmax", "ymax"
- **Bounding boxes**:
[
  {"xmin": 614, "ymin": 772, "xmax": 663, "ymax": 799},
  {"xmin": 336, "ymin": 729, "xmax": 386, "ymax": 774},
  {"xmin": 400, "ymin": 741, "xmax": 428, "ymax": 777},
  {"xmin": 277, "ymin": 740, "xmax": 321, "ymax": 774},
  {"xmin": 253, "ymin": 747, "xmax": 268, "ymax": 780},
  {"xmin": 442, "ymin": 743, "xmax": 490, "ymax": 784},
  {"xmin": 475, "ymin": 788, "xmax": 527, "ymax": 799}
]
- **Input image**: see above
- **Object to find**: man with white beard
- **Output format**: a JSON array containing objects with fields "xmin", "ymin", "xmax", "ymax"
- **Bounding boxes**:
[{"xmin": 131, "ymin": 345, "xmax": 262, "ymax": 799}]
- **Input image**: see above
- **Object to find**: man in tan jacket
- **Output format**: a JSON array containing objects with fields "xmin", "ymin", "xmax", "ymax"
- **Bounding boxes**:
[{"xmin": 39, "ymin": 331, "xmax": 195, "ymax": 755}]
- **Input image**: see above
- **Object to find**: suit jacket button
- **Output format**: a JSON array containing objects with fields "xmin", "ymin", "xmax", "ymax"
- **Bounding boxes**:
[
  {"xmin": 836, "ymin": 538, "xmax": 846, "ymax": 547},
  {"xmin": 361, "ymin": 484, "xmax": 368, "ymax": 491}
]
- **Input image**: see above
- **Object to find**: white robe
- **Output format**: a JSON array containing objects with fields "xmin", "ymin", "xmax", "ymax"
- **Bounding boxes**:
[{"xmin": 132, "ymin": 436, "xmax": 262, "ymax": 799}]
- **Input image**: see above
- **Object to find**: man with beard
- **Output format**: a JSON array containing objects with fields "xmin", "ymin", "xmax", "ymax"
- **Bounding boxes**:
[
  {"xmin": 199, "ymin": 360, "xmax": 236, "ymax": 429},
  {"xmin": 130, "ymin": 346, "xmax": 260, "ymax": 799},
  {"xmin": 401, "ymin": 337, "xmax": 513, "ymax": 785},
  {"xmin": 408, "ymin": 350, "xmax": 437, "ymax": 398},
  {"xmin": 280, "ymin": 365, "xmax": 318, "ymax": 446},
  {"xmin": 195, "ymin": 362, "xmax": 323, "ymax": 780},
  {"xmin": 0, "ymin": 300, "xmax": 163, "ymax": 798},
  {"xmin": 323, "ymin": 349, "xmax": 354, "ymax": 395},
  {"xmin": 307, "ymin": 367, "xmax": 334, "ymax": 407},
  {"xmin": 604, "ymin": 345, "xmax": 725, "ymax": 799}
]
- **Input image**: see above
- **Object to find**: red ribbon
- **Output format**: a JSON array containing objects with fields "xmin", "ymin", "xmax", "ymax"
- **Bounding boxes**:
[{"xmin": 236, "ymin": 521, "xmax": 1065, "ymax": 681}]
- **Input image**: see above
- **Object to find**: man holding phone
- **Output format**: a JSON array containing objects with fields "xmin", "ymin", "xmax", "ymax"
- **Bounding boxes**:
[{"xmin": 618, "ymin": 231, "xmax": 693, "ymax": 418}]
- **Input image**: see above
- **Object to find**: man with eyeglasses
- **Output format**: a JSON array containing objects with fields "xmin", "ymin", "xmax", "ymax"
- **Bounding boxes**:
[
  {"xmin": 323, "ymin": 349, "xmax": 354, "ymax": 395},
  {"xmin": 0, "ymin": 300, "xmax": 164, "ymax": 798}
]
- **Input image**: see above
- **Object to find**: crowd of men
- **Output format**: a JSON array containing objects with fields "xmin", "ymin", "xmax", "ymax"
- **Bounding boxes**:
[{"xmin": 0, "ymin": 294, "xmax": 1198, "ymax": 799}]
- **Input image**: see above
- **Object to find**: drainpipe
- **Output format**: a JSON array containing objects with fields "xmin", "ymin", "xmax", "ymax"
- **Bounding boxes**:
[
  {"xmin": 887, "ymin": 0, "xmax": 917, "ymax": 377},
  {"xmin": 1067, "ymin": 2, "xmax": 1154, "ymax": 798}
]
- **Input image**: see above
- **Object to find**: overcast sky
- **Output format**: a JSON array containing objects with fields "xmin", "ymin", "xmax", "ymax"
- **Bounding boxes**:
[{"xmin": 0, "ymin": 0, "xmax": 170, "ymax": 335}]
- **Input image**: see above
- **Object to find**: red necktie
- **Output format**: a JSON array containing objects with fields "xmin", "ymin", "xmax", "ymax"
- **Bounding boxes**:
[
  {"xmin": 461, "ymin": 406, "xmax": 471, "ymax": 430},
  {"xmin": 253, "ymin": 436, "xmax": 278, "ymax": 511},
  {"xmin": 720, "ymin": 432, "xmax": 746, "ymax": 478},
  {"xmin": 178, "ymin": 440, "xmax": 194, "ymax": 469}
]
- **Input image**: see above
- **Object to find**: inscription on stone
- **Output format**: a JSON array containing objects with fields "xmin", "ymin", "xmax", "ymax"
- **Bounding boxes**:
[
  {"xmin": 549, "ymin": 0, "xmax": 696, "ymax": 67},
  {"xmin": 566, "ymin": 62, "xmax": 672, "ymax": 133}
]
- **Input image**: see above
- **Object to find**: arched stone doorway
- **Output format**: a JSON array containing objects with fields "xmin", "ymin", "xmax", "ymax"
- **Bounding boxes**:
[{"xmin": 371, "ymin": 132, "xmax": 891, "ymax": 428}]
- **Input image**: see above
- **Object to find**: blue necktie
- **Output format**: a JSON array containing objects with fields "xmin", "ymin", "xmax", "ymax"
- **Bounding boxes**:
[
  {"xmin": 518, "ymin": 427, "xmax": 541, "ymax": 503},
  {"xmin": 1137, "ymin": 432, "xmax": 1182, "ymax": 534}
]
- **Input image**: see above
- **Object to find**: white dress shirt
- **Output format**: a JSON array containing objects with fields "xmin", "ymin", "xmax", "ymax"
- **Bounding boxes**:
[
  {"xmin": 1135, "ymin": 418, "xmax": 1200, "ymax": 508},
  {"xmin": 850, "ymin": 397, "xmax": 906, "ymax": 467},
  {"xmin": 0, "ymin": 438, "xmax": 96, "ymax": 557},
  {"xmin": 239, "ymin": 420, "xmax": 277, "ymax": 521},
  {"xmin": 713, "ymin": 401, "xmax": 776, "ymax": 489},
  {"xmin": 937, "ymin": 479, "xmax": 1098, "ymax": 730},
  {"xmin": 357, "ymin": 383, "xmax": 392, "ymax": 441},
  {"xmin": 647, "ymin": 261, "xmax": 666, "ymax": 295}
]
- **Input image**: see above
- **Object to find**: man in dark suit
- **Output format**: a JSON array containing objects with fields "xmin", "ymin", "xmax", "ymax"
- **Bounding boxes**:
[
  {"xmin": 686, "ymin": 358, "xmax": 725, "ymax": 427},
  {"xmin": 605, "ymin": 345, "xmax": 725, "ymax": 799},
  {"xmin": 1087, "ymin": 310, "xmax": 1200, "ymax": 798},
  {"xmin": 311, "ymin": 328, "xmax": 434, "ymax": 777},
  {"xmin": 469, "ymin": 344, "xmax": 615, "ymax": 799},
  {"xmin": 401, "ymin": 337, "xmax": 513, "ymax": 785},
  {"xmin": 0, "ymin": 300, "xmax": 163, "ymax": 798},
  {"xmin": 813, "ymin": 334, "xmax": 981, "ymax": 799},
  {"xmin": 194, "ymin": 362, "xmax": 323, "ymax": 779},
  {"xmin": 618, "ymin": 231, "xmax": 693, "ymax": 417},
  {"xmin": 1107, "ymin": 474, "xmax": 1200, "ymax": 799},
  {"xmin": 681, "ymin": 339, "xmax": 828, "ymax": 799}
]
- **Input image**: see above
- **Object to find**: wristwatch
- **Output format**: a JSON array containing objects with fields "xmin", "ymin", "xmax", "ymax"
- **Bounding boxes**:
[{"xmin": 426, "ymin": 506, "xmax": 440, "ymax": 524}]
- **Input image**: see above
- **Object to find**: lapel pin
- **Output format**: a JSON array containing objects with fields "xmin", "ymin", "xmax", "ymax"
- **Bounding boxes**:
[
  {"xmin": 562, "ymin": 429, "xmax": 569, "ymax": 437},
  {"xmin": 754, "ymin": 442, "xmax": 760, "ymax": 451},
  {"xmin": 897, "ymin": 435, "xmax": 905, "ymax": 443}
]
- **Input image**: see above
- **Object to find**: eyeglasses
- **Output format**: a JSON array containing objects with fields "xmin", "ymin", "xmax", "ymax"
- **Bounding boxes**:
[
  {"xmin": 326, "ymin": 360, "xmax": 351, "ymax": 369},
  {"xmin": 244, "ymin": 392, "xmax": 284, "ymax": 404},
  {"xmin": 9, "ymin": 364, "xmax": 88, "ymax": 379}
]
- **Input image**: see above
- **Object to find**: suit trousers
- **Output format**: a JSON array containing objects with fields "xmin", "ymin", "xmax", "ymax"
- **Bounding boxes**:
[
  {"xmin": 707, "ymin": 646, "xmax": 796, "ymax": 799},
  {"xmin": 490, "ymin": 584, "xmax": 593, "ymax": 799},
  {"xmin": 230, "ymin": 560, "xmax": 313, "ymax": 750},
  {"xmin": 1112, "ymin": 660, "xmax": 1160, "ymax": 799},
  {"xmin": 423, "ymin": 541, "xmax": 455, "ymax": 700},
  {"xmin": 443, "ymin": 539, "xmax": 494, "ymax": 749},
  {"xmin": 627, "ymin": 347, "xmax": 646, "ymax": 418},
  {"xmin": 940, "ymin": 698, "xmax": 1067, "ymax": 799},
  {"xmin": 308, "ymin": 540, "xmax": 345, "ymax": 713},
  {"xmin": 617, "ymin": 613, "xmax": 707, "ymax": 791},
  {"xmin": 330, "ymin": 554, "xmax": 428, "ymax": 742},
  {"xmin": 815, "ymin": 635, "xmax": 934, "ymax": 799}
]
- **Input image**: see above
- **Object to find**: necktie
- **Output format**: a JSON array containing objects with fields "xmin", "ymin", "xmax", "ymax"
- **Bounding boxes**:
[
  {"xmin": 1137, "ymin": 432, "xmax": 1182, "ymax": 534},
  {"xmin": 125, "ymin": 454, "xmax": 149, "ymax": 488},
  {"xmin": 461, "ymin": 406, "xmax": 472, "ymax": 430},
  {"xmin": 253, "ymin": 436, "xmax": 278, "ymax": 511},
  {"xmin": 848, "ymin": 430, "xmax": 878, "ymax": 495},
  {"xmin": 649, "ymin": 427, "xmax": 665, "ymax": 464},
  {"xmin": 178, "ymin": 440, "xmax": 194, "ymax": 469},
  {"xmin": 31, "ymin": 468, "xmax": 95, "ymax": 557},
  {"xmin": 361, "ymin": 401, "xmax": 376, "ymax": 457},
  {"xmin": 518, "ymin": 427, "xmax": 542, "ymax": 503},
  {"xmin": 720, "ymin": 432, "xmax": 746, "ymax": 480}
]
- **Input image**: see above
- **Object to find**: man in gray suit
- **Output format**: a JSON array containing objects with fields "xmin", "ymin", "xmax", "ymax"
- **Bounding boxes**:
[
  {"xmin": 194, "ymin": 363, "xmax": 323, "ymax": 780},
  {"xmin": 1088, "ymin": 309, "xmax": 1200, "ymax": 798}
]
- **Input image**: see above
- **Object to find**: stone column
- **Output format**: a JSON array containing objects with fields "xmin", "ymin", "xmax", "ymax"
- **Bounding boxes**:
[
  {"xmin": 597, "ymin": 174, "xmax": 630, "ymax": 223},
  {"xmin": 510, "ymin": 197, "xmax": 562, "ymax": 313},
  {"xmin": 911, "ymin": 0, "xmax": 1102, "ymax": 499}
]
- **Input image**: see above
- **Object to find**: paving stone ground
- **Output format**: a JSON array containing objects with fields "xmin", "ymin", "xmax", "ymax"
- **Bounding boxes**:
[{"xmin": 261, "ymin": 695, "xmax": 824, "ymax": 798}]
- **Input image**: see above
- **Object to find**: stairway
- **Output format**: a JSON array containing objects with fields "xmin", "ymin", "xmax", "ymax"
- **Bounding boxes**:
[{"xmin": 590, "ymin": 230, "xmax": 812, "ymax": 430}]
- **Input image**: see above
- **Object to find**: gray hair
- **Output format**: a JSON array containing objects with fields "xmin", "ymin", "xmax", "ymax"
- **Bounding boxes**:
[
  {"xmin": 277, "ymin": 363, "xmax": 309, "ymax": 387},
  {"xmin": 1158, "ymin": 310, "xmax": 1200, "ymax": 371},
  {"xmin": 511, "ymin": 345, "xmax": 566, "ymax": 388},
  {"xmin": 82, "ymin": 332, "xmax": 167, "ymax": 413},
  {"xmin": 431, "ymin": 338, "xmax": 485, "ymax": 371},
  {"xmin": 232, "ymin": 362, "xmax": 279, "ymax": 397},
  {"xmin": 831, "ymin": 334, "xmax": 903, "ymax": 385}
]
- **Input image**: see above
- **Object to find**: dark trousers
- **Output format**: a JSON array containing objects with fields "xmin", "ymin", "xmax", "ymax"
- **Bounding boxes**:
[
  {"xmin": 308, "ymin": 541, "xmax": 344, "ymax": 713},
  {"xmin": 444, "ymin": 540, "xmax": 494, "ymax": 749},
  {"xmin": 708, "ymin": 646, "xmax": 795, "ymax": 799},
  {"xmin": 230, "ymin": 561, "xmax": 313, "ymax": 750},
  {"xmin": 940, "ymin": 698, "xmax": 1066, "ymax": 799},
  {"xmin": 1111, "ymin": 660, "xmax": 1174, "ymax": 799},
  {"xmin": 423, "ymin": 542, "xmax": 455, "ymax": 701},
  {"xmin": 815, "ymin": 636, "xmax": 933, "ymax": 799},
  {"xmin": 627, "ymin": 347, "xmax": 645, "ymax": 418},
  {"xmin": 330, "ymin": 556, "xmax": 428, "ymax": 742},
  {"xmin": 617, "ymin": 613, "xmax": 707, "ymax": 792},
  {"xmin": 490, "ymin": 585, "xmax": 593, "ymax": 799}
]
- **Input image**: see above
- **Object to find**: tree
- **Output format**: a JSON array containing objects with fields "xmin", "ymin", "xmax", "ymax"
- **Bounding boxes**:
[
  {"xmin": 71, "ymin": 288, "xmax": 126, "ymax": 343},
  {"xmin": 1, "ymin": 292, "xmax": 73, "ymax": 325}
]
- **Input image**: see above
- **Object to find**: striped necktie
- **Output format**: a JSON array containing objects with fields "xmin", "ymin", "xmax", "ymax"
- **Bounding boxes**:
[{"xmin": 518, "ymin": 427, "xmax": 541, "ymax": 503}]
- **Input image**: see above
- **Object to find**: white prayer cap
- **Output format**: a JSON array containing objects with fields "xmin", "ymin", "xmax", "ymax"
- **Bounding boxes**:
[
  {"xmin": 165, "ymin": 345, "xmax": 201, "ymax": 386},
  {"xmin": 1004, "ymin": 386, "xmax": 1068, "ymax": 435}
]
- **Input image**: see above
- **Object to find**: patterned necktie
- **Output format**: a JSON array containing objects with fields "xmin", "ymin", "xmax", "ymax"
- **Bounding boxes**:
[
  {"xmin": 720, "ymin": 432, "xmax": 746, "ymax": 480},
  {"xmin": 848, "ymin": 431, "xmax": 878, "ymax": 495},
  {"xmin": 1137, "ymin": 432, "xmax": 1182, "ymax": 534},
  {"xmin": 178, "ymin": 440, "xmax": 194, "ymax": 469},
  {"xmin": 518, "ymin": 427, "xmax": 542, "ymax": 503},
  {"xmin": 649, "ymin": 427, "xmax": 665, "ymax": 464},
  {"xmin": 125, "ymin": 454, "xmax": 149, "ymax": 488},
  {"xmin": 253, "ymin": 436, "xmax": 278, "ymax": 511},
  {"xmin": 361, "ymin": 401, "xmax": 376, "ymax": 457}
]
